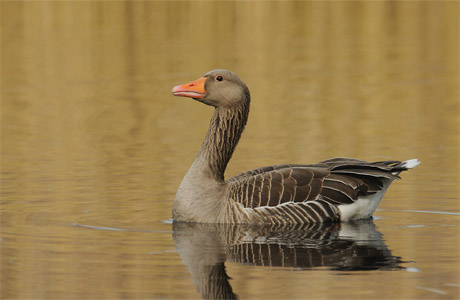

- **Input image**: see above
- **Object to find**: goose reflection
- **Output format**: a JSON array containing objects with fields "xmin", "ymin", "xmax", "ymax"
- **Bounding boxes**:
[{"xmin": 173, "ymin": 219, "xmax": 402, "ymax": 299}]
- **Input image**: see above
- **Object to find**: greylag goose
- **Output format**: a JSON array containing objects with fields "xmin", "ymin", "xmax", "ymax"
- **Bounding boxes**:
[{"xmin": 171, "ymin": 69, "xmax": 420, "ymax": 224}]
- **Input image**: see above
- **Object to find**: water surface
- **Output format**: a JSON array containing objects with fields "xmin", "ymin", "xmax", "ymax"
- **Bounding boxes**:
[{"xmin": 1, "ymin": 1, "xmax": 459, "ymax": 299}]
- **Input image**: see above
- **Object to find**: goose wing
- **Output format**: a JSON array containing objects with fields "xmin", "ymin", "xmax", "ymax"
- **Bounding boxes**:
[{"xmin": 227, "ymin": 158, "xmax": 404, "ymax": 210}]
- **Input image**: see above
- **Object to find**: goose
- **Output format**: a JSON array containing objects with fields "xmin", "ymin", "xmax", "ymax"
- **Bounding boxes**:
[{"xmin": 171, "ymin": 69, "xmax": 420, "ymax": 224}]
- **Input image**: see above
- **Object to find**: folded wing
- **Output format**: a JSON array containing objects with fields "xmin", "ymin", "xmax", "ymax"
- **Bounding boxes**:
[{"xmin": 227, "ymin": 158, "xmax": 404, "ymax": 211}]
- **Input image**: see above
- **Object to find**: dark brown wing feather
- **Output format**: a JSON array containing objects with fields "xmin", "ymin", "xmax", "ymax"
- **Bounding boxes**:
[
  {"xmin": 227, "ymin": 158, "xmax": 405, "ymax": 210},
  {"xmin": 229, "ymin": 167, "xmax": 327, "ymax": 208}
]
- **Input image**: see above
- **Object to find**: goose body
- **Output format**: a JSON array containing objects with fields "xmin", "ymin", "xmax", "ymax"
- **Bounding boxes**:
[{"xmin": 171, "ymin": 69, "xmax": 420, "ymax": 224}]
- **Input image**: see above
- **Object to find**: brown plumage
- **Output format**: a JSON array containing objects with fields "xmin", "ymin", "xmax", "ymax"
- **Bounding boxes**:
[{"xmin": 171, "ymin": 69, "xmax": 419, "ymax": 224}]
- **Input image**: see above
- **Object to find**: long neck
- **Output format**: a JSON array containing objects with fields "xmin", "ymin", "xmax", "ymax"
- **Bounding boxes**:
[{"xmin": 195, "ymin": 102, "xmax": 249, "ymax": 182}]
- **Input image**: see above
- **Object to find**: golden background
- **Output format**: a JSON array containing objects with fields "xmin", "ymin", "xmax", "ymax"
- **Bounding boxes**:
[{"xmin": 1, "ymin": 1, "xmax": 459, "ymax": 299}]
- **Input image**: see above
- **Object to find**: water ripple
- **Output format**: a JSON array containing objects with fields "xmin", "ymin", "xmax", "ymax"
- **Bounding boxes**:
[{"xmin": 400, "ymin": 210, "xmax": 460, "ymax": 216}]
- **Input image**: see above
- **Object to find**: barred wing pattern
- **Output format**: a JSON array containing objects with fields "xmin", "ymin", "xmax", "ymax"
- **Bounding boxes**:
[{"xmin": 227, "ymin": 158, "xmax": 406, "ymax": 223}]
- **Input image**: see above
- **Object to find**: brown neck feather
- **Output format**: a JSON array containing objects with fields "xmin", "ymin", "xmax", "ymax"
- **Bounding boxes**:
[{"xmin": 198, "ymin": 101, "xmax": 249, "ymax": 181}]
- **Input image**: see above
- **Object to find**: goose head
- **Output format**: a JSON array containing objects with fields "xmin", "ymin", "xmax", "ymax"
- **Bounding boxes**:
[{"xmin": 172, "ymin": 69, "xmax": 250, "ymax": 108}]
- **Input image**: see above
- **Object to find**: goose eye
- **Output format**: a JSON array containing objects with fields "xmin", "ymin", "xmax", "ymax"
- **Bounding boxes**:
[{"xmin": 216, "ymin": 75, "xmax": 223, "ymax": 82}]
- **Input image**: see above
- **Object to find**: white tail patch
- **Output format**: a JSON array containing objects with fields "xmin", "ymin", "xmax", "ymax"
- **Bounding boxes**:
[
  {"xmin": 403, "ymin": 158, "xmax": 421, "ymax": 169},
  {"xmin": 338, "ymin": 179, "xmax": 392, "ymax": 222}
]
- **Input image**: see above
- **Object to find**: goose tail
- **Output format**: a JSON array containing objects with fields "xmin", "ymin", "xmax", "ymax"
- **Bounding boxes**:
[
  {"xmin": 390, "ymin": 158, "xmax": 421, "ymax": 176},
  {"xmin": 401, "ymin": 158, "xmax": 421, "ymax": 169}
]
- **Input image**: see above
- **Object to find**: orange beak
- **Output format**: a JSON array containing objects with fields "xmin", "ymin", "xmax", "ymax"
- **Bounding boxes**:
[{"xmin": 172, "ymin": 77, "xmax": 207, "ymax": 99}]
